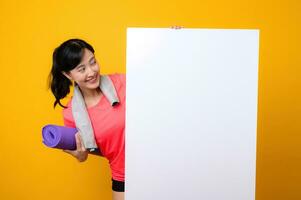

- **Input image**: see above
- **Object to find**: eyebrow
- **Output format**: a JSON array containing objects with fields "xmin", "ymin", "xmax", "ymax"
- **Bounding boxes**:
[{"xmin": 76, "ymin": 56, "xmax": 95, "ymax": 69}]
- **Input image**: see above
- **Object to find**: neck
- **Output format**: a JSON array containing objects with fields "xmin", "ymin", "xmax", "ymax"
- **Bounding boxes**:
[{"xmin": 80, "ymin": 87, "xmax": 102, "ymax": 99}]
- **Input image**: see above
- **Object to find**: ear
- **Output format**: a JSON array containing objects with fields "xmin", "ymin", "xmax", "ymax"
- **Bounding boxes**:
[{"xmin": 62, "ymin": 71, "xmax": 73, "ymax": 81}]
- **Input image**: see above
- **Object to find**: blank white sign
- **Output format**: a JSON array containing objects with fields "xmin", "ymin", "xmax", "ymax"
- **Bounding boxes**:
[{"xmin": 125, "ymin": 28, "xmax": 259, "ymax": 200}]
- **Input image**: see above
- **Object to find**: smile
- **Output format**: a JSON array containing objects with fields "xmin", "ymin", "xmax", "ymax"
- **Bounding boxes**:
[{"xmin": 86, "ymin": 75, "xmax": 98, "ymax": 83}]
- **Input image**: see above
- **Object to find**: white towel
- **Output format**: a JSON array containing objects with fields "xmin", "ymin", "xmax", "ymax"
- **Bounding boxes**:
[{"xmin": 71, "ymin": 74, "xmax": 120, "ymax": 152}]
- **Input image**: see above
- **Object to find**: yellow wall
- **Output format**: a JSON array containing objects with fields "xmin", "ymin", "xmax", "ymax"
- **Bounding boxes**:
[{"xmin": 0, "ymin": 0, "xmax": 300, "ymax": 199}]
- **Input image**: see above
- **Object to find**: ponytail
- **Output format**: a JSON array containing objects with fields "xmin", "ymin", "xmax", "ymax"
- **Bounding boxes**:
[{"xmin": 48, "ymin": 48, "xmax": 72, "ymax": 108}]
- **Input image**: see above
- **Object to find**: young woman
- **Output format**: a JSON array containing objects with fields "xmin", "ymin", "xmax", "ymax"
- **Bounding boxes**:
[{"xmin": 48, "ymin": 38, "xmax": 125, "ymax": 200}]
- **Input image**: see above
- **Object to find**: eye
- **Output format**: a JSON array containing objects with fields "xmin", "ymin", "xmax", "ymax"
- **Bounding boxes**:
[
  {"xmin": 91, "ymin": 59, "xmax": 96, "ymax": 65},
  {"xmin": 78, "ymin": 67, "xmax": 85, "ymax": 72}
]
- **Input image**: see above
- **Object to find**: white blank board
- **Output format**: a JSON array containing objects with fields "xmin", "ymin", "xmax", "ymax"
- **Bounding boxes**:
[{"xmin": 125, "ymin": 28, "xmax": 259, "ymax": 200}]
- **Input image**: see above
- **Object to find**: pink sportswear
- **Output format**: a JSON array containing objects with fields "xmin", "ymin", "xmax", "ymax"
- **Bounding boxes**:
[{"xmin": 62, "ymin": 73, "xmax": 125, "ymax": 181}]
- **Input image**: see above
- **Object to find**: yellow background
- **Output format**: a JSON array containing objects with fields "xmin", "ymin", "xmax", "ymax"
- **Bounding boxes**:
[{"xmin": 0, "ymin": 0, "xmax": 300, "ymax": 199}]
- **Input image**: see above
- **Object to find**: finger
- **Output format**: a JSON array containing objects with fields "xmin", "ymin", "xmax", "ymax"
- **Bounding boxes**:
[
  {"xmin": 171, "ymin": 26, "xmax": 182, "ymax": 29},
  {"xmin": 63, "ymin": 150, "xmax": 78, "ymax": 159},
  {"xmin": 77, "ymin": 133, "xmax": 87, "ymax": 151},
  {"xmin": 63, "ymin": 149, "xmax": 73, "ymax": 155},
  {"xmin": 75, "ymin": 133, "xmax": 82, "ymax": 150}
]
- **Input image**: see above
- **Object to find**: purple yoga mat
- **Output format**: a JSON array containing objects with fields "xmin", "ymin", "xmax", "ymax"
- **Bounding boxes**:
[{"xmin": 42, "ymin": 125, "xmax": 77, "ymax": 150}]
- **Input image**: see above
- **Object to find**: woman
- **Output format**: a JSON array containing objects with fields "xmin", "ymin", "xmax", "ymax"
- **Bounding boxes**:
[{"xmin": 48, "ymin": 38, "xmax": 125, "ymax": 200}]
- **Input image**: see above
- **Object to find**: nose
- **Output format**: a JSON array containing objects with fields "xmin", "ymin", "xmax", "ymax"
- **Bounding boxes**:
[{"xmin": 86, "ymin": 65, "xmax": 95, "ymax": 77}]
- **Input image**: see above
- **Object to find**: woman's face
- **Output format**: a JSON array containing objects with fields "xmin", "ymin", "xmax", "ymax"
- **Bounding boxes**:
[{"xmin": 62, "ymin": 48, "xmax": 100, "ymax": 91}]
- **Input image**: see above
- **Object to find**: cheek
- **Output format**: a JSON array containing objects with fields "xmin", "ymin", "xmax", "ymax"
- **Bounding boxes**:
[
  {"xmin": 72, "ymin": 73, "xmax": 86, "ymax": 82},
  {"xmin": 94, "ymin": 63, "xmax": 100, "ymax": 71}
]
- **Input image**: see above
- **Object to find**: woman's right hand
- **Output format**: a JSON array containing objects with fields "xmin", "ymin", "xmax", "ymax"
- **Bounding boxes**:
[{"xmin": 63, "ymin": 132, "xmax": 88, "ymax": 162}]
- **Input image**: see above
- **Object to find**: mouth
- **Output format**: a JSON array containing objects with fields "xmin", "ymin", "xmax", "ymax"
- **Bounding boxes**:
[{"xmin": 86, "ymin": 74, "xmax": 99, "ymax": 83}]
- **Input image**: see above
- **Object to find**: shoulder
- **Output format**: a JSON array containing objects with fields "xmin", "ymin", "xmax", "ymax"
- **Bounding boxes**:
[
  {"xmin": 107, "ymin": 73, "xmax": 126, "ymax": 87},
  {"xmin": 62, "ymin": 99, "xmax": 76, "ymax": 127},
  {"xmin": 62, "ymin": 99, "xmax": 72, "ymax": 116},
  {"xmin": 107, "ymin": 73, "xmax": 126, "ymax": 101}
]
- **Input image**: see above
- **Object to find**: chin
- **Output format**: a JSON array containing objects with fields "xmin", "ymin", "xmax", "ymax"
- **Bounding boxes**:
[{"xmin": 87, "ymin": 83, "xmax": 99, "ymax": 89}]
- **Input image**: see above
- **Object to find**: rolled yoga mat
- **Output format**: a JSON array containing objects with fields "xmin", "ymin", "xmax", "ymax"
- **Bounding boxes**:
[{"xmin": 42, "ymin": 125, "xmax": 77, "ymax": 150}]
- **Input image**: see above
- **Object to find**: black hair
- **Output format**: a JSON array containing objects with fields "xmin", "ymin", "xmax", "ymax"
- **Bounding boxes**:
[{"xmin": 48, "ymin": 38, "xmax": 95, "ymax": 108}]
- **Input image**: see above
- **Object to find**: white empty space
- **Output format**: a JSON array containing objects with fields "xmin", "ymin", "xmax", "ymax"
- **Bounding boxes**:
[{"xmin": 125, "ymin": 28, "xmax": 259, "ymax": 200}]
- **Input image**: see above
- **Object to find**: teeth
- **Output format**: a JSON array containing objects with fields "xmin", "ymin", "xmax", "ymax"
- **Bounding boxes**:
[{"xmin": 87, "ymin": 76, "xmax": 96, "ymax": 82}]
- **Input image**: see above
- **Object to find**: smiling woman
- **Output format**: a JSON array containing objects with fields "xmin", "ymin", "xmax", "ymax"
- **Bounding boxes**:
[
  {"xmin": 61, "ymin": 48, "xmax": 102, "ymax": 104},
  {"xmin": 47, "ymin": 38, "xmax": 125, "ymax": 200}
]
